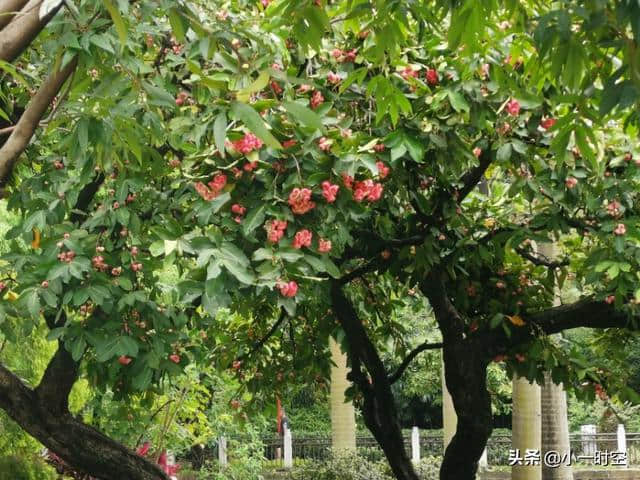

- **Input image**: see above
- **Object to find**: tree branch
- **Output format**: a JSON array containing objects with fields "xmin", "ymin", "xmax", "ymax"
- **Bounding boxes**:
[
  {"xmin": 457, "ymin": 147, "xmax": 493, "ymax": 202},
  {"xmin": 0, "ymin": 0, "xmax": 63, "ymax": 63},
  {"xmin": 388, "ymin": 341, "xmax": 443, "ymax": 384},
  {"xmin": 0, "ymin": 0, "xmax": 28, "ymax": 30},
  {"xmin": 515, "ymin": 247, "xmax": 570, "ymax": 268},
  {"xmin": 0, "ymin": 55, "xmax": 77, "ymax": 192},
  {"xmin": 233, "ymin": 308, "xmax": 287, "ymax": 364}
]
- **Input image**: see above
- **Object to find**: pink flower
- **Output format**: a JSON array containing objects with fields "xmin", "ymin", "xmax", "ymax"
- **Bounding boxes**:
[
  {"xmin": 279, "ymin": 280, "xmax": 298, "ymax": 297},
  {"xmin": 318, "ymin": 137, "xmax": 333, "ymax": 151},
  {"xmin": 327, "ymin": 72, "xmax": 341, "ymax": 85},
  {"xmin": 266, "ymin": 220, "xmax": 287, "ymax": 243},
  {"xmin": 373, "ymin": 143, "xmax": 385, "ymax": 152},
  {"xmin": 288, "ymin": 188, "xmax": 316, "ymax": 215},
  {"xmin": 614, "ymin": 223, "xmax": 626, "ymax": 236},
  {"xmin": 506, "ymin": 99, "xmax": 520, "ymax": 116},
  {"xmin": 425, "ymin": 68, "xmax": 439, "ymax": 86},
  {"xmin": 472, "ymin": 147, "xmax": 482, "ymax": 158},
  {"xmin": 293, "ymin": 229, "xmax": 313, "ymax": 249},
  {"xmin": 331, "ymin": 48, "xmax": 343, "ymax": 59},
  {"xmin": 342, "ymin": 173, "xmax": 354, "ymax": 190},
  {"xmin": 376, "ymin": 161, "xmax": 390, "ymax": 179},
  {"xmin": 607, "ymin": 200, "xmax": 621, "ymax": 217},
  {"xmin": 270, "ymin": 81, "xmax": 283, "ymax": 94},
  {"xmin": 118, "ymin": 355, "xmax": 132, "ymax": 366},
  {"xmin": 261, "ymin": 0, "xmax": 271, "ymax": 6},
  {"xmin": 321, "ymin": 181, "xmax": 339, "ymax": 203},
  {"xmin": 243, "ymin": 161, "xmax": 258, "ymax": 172},
  {"xmin": 310, "ymin": 90, "xmax": 324, "ymax": 109},
  {"xmin": 231, "ymin": 133, "xmax": 263, "ymax": 155},
  {"xmin": 137, "ymin": 442, "xmax": 151, "ymax": 456},
  {"xmin": 605, "ymin": 295, "xmax": 616, "ymax": 304},
  {"xmin": 401, "ymin": 66, "xmax": 418, "ymax": 81},
  {"xmin": 318, "ymin": 238, "xmax": 332, "ymax": 253},
  {"xmin": 282, "ymin": 139, "xmax": 297, "ymax": 148},
  {"xmin": 169, "ymin": 354, "xmax": 180, "ymax": 364},
  {"xmin": 194, "ymin": 173, "xmax": 228, "ymax": 201},
  {"xmin": 297, "ymin": 84, "xmax": 312, "ymax": 94},
  {"xmin": 565, "ymin": 177, "xmax": 578, "ymax": 189},
  {"xmin": 353, "ymin": 179, "xmax": 383, "ymax": 202}
]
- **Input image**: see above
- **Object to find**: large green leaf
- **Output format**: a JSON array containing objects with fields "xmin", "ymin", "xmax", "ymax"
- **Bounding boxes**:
[{"xmin": 231, "ymin": 102, "xmax": 281, "ymax": 149}]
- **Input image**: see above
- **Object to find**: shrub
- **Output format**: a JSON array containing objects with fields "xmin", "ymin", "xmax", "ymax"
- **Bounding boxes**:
[
  {"xmin": 0, "ymin": 455, "xmax": 59, "ymax": 480},
  {"xmin": 287, "ymin": 451, "xmax": 393, "ymax": 480}
]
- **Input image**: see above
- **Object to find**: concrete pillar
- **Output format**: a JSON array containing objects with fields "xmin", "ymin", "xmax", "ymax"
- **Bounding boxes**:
[
  {"xmin": 329, "ymin": 337, "xmax": 357, "ymax": 450},
  {"xmin": 411, "ymin": 426, "xmax": 420, "ymax": 463},
  {"xmin": 512, "ymin": 375, "xmax": 541, "ymax": 480}
]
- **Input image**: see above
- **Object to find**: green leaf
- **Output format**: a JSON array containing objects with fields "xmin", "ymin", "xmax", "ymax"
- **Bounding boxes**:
[
  {"xmin": 214, "ymin": 112, "xmax": 227, "ymax": 158},
  {"xmin": 237, "ymin": 71, "xmax": 270, "ymax": 102},
  {"xmin": 168, "ymin": 8, "xmax": 187, "ymax": 42},
  {"xmin": 243, "ymin": 204, "xmax": 266, "ymax": 236},
  {"xmin": 231, "ymin": 102, "xmax": 281, "ymax": 149},
  {"xmin": 447, "ymin": 90, "xmax": 470, "ymax": 113},
  {"xmin": 496, "ymin": 143, "xmax": 512, "ymax": 162},
  {"xmin": 282, "ymin": 101, "xmax": 324, "ymax": 131},
  {"xmin": 70, "ymin": 336, "xmax": 86, "ymax": 361},
  {"xmin": 25, "ymin": 290, "xmax": 40, "ymax": 319},
  {"xmin": 103, "ymin": 0, "xmax": 127, "ymax": 50}
]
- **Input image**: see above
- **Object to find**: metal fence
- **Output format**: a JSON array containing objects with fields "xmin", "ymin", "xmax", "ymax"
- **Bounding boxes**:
[{"xmin": 256, "ymin": 429, "xmax": 640, "ymax": 468}]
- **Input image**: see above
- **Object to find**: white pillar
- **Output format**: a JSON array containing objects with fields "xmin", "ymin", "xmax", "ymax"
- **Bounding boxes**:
[
  {"xmin": 617, "ymin": 424, "xmax": 628, "ymax": 468},
  {"xmin": 284, "ymin": 426, "xmax": 293, "ymax": 468},
  {"xmin": 411, "ymin": 426, "xmax": 420, "ymax": 463},
  {"xmin": 580, "ymin": 424, "xmax": 596, "ymax": 456},
  {"xmin": 218, "ymin": 436, "xmax": 227, "ymax": 466},
  {"xmin": 479, "ymin": 447, "xmax": 488, "ymax": 470}
]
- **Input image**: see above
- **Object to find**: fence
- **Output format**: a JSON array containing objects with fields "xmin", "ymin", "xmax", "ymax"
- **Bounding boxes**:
[{"xmin": 210, "ymin": 424, "xmax": 640, "ymax": 469}]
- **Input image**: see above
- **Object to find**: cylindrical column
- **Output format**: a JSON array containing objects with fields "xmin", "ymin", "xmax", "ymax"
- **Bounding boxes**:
[
  {"xmin": 329, "ymin": 337, "xmax": 357, "ymax": 450},
  {"xmin": 283, "ymin": 426, "xmax": 293, "ymax": 468},
  {"xmin": 541, "ymin": 372, "xmax": 573, "ymax": 479},
  {"xmin": 512, "ymin": 375, "xmax": 541, "ymax": 480},
  {"xmin": 411, "ymin": 426, "xmax": 420, "ymax": 463}
]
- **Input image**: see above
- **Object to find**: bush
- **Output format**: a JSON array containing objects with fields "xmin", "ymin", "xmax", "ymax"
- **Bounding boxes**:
[
  {"xmin": 0, "ymin": 455, "xmax": 59, "ymax": 480},
  {"xmin": 287, "ymin": 452, "xmax": 393, "ymax": 480}
]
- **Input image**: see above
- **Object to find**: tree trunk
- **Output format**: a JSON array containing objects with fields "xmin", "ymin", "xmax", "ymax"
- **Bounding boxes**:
[
  {"xmin": 512, "ymin": 375, "xmax": 542, "ymax": 480},
  {"xmin": 0, "ymin": 0, "xmax": 29, "ymax": 30},
  {"xmin": 439, "ymin": 341, "xmax": 493, "ymax": 480},
  {"xmin": 331, "ymin": 282, "xmax": 420, "ymax": 480},
  {"xmin": 541, "ymin": 373, "xmax": 573, "ymax": 480},
  {"xmin": 329, "ymin": 337, "xmax": 357, "ymax": 451},
  {"xmin": 0, "ymin": 342, "xmax": 169, "ymax": 480},
  {"xmin": 441, "ymin": 355, "xmax": 457, "ymax": 452}
]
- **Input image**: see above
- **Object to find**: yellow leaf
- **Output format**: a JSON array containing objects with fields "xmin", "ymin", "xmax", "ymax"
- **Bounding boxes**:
[
  {"xmin": 507, "ymin": 314, "xmax": 526, "ymax": 326},
  {"xmin": 31, "ymin": 228, "xmax": 41, "ymax": 249}
]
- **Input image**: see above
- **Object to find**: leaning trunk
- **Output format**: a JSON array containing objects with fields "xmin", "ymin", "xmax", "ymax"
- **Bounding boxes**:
[{"xmin": 0, "ymin": 343, "xmax": 169, "ymax": 480}]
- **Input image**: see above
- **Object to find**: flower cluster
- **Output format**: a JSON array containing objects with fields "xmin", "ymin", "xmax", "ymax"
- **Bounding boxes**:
[
  {"xmin": 293, "ymin": 229, "xmax": 313, "ymax": 249},
  {"xmin": 310, "ymin": 90, "xmax": 324, "ymax": 109},
  {"xmin": 614, "ymin": 223, "xmax": 626, "ymax": 236},
  {"xmin": 318, "ymin": 137, "xmax": 333, "ymax": 151},
  {"xmin": 376, "ymin": 161, "xmax": 390, "ymax": 179},
  {"xmin": 231, "ymin": 133, "xmax": 263, "ymax": 154},
  {"xmin": 318, "ymin": 238, "xmax": 332, "ymax": 253},
  {"xmin": 194, "ymin": 174, "xmax": 227, "ymax": 201},
  {"xmin": 606, "ymin": 200, "xmax": 621, "ymax": 217},
  {"xmin": 288, "ymin": 188, "xmax": 316, "ymax": 215},
  {"xmin": 231, "ymin": 203, "xmax": 247, "ymax": 223},
  {"xmin": 425, "ymin": 68, "xmax": 439, "ymax": 86},
  {"xmin": 401, "ymin": 66, "xmax": 418, "ymax": 81},
  {"xmin": 57, "ymin": 250, "xmax": 76, "ymax": 263},
  {"xmin": 353, "ymin": 179, "xmax": 383, "ymax": 202},
  {"xmin": 327, "ymin": 72, "xmax": 341, "ymax": 85},
  {"xmin": 279, "ymin": 280, "xmax": 298, "ymax": 298},
  {"xmin": 321, "ymin": 181, "xmax": 339, "ymax": 203},
  {"xmin": 506, "ymin": 99, "xmax": 520, "ymax": 116},
  {"xmin": 331, "ymin": 48, "xmax": 357, "ymax": 63},
  {"xmin": 267, "ymin": 219, "xmax": 288, "ymax": 243}
]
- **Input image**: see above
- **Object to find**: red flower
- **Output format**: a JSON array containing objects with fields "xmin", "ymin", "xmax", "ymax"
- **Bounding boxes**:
[
  {"xmin": 506, "ymin": 99, "xmax": 520, "ymax": 116},
  {"xmin": 293, "ymin": 229, "xmax": 313, "ymax": 249},
  {"xmin": 373, "ymin": 143, "xmax": 385, "ymax": 152},
  {"xmin": 376, "ymin": 161, "xmax": 390, "ymax": 179},
  {"xmin": 318, "ymin": 238, "xmax": 332, "ymax": 253},
  {"xmin": 288, "ymin": 188, "xmax": 316, "ymax": 215},
  {"xmin": 540, "ymin": 117, "xmax": 556, "ymax": 130},
  {"xmin": 137, "ymin": 442, "xmax": 151, "ymax": 456},
  {"xmin": 194, "ymin": 173, "xmax": 228, "ymax": 201},
  {"xmin": 231, "ymin": 204, "xmax": 246, "ymax": 216},
  {"xmin": 279, "ymin": 280, "xmax": 298, "ymax": 297},
  {"xmin": 231, "ymin": 133, "xmax": 263, "ymax": 155},
  {"xmin": 270, "ymin": 80, "xmax": 283, "ymax": 94},
  {"xmin": 321, "ymin": 181, "xmax": 339, "ymax": 203},
  {"xmin": 472, "ymin": 147, "xmax": 482, "ymax": 158},
  {"xmin": 425, "ymin": 68, "xmax": 439, "ymax": 86},
  {"xmin": 282, "ymin": 139, "xmax": 297, "ymax": 148},
  {"xmin": 169, "ymin": 354, "xmax": 180, "ymax": 364},
  {"xmin": 401, "ymin": 66, "xmax": 418, "ymax": 81},
  {"xmin": 605, "ymin": 295, "xmax": 616, "ymax": 304},
  {"xmin": 565, "ymin": 177, "xmax": 578, "ymax": 189},
  {"xmin": 342, "ymin": 173, "xmax": 354, "ymax": 190},
  {"xmin": 327, "ymin": 72, "xmax": 341, "ymax": 85},
  {"xmin": 310, "ymin": 90, "xmax": 324, "ymax": 109},
  {"xmin": 353, "ymin": 179, "xmax": 383, "ymax": 202},
  {"xmin": 266, "ymin": 220, "xmax": 287, "ymax": 243},
  {"xmin": 118, "ymin": 356, "xmax": 132, "ymax": 366}
]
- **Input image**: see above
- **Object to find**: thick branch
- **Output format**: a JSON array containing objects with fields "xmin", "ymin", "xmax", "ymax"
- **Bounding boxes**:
[
  {"xmin": 515, "ymin": 247, "xmax": 570, "ymax": 268},
  {"xmin": 388, "ymin": 341, "xmax": 443, "ymax": 384},
  {"xmin": 0, "ymin": 55, "xmax": 77, "ymax": 191},
  {"xmin": 457, "ymin": 147, "xmax": 493, "ymax": 202},
  {"xmin": 0, "ymin": 0, "xmax": 63, "ymax": 63},
  {"xmin": 419, "ymin": 270, "xmax": 465, "ymax": 339},
  {"xmin": 0, "ymin": 0, "xmax": 28, "ymax": 30}
]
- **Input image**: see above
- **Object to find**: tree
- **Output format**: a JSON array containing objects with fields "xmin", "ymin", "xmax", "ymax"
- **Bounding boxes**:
[{"xmin": 2, "ymin": 2, "xmax": 640, "ymax": 480}]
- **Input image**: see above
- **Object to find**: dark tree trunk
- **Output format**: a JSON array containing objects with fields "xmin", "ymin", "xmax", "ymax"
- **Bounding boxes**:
[
  {"xmin": 331, "ymin": 282, "xmax": 420, "ymax": 480},
  {"xmin": 439, "ymin": 340, "xmax": 492, "ymax": 480},
  {"xmin": 0, "ymin": 342, "xmax": 169, "ymax": 480}
]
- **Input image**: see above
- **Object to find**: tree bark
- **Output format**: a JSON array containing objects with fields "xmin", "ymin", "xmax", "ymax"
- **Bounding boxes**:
[
  {"xmin": 331, "ymin": 282, "xmax": 420, "ymax": 480},
  {"xmin": 0, "ymin": 0, "xmax": 63, "ymax": 63},
  {"xmin": 0, "ymin": 54, "xmax": 77, "ymax": 191},
  {"xmin": 0, "ymin": 343, "xmax": 170, "ymax": 480},
  {"xmin": 0, "ymin": 0, "xmax": 28, "ymax": 30}
]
